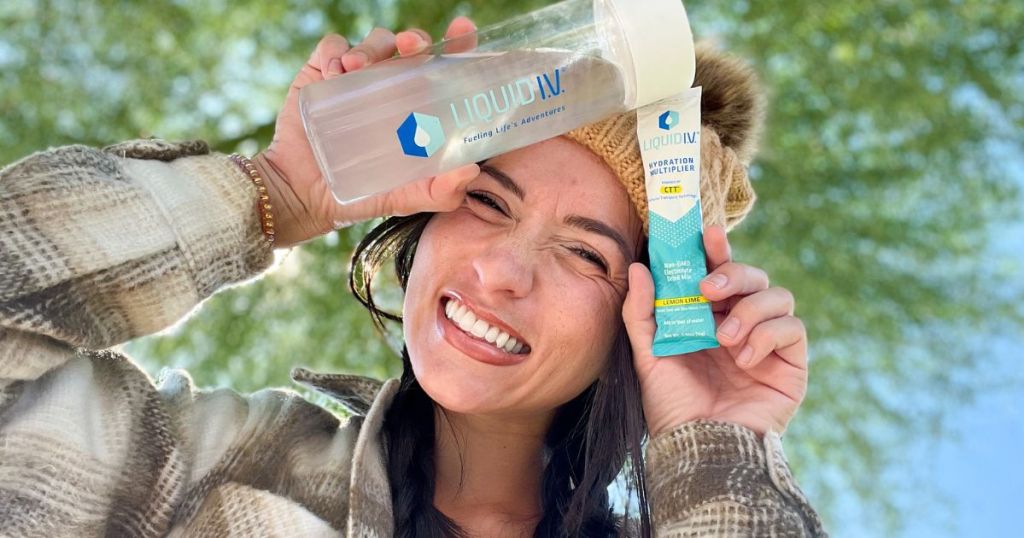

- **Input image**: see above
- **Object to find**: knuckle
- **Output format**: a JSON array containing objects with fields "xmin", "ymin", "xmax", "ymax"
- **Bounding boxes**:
[
  {"xmin": 718, "ymin": 261, "xmax": 741, "ymax": 279},
  {"xmin": 321, "ymin": 33, "xmax": 343, "ymax": 45},
  {"xmin": 369, "ymin": 26, "xmax": 394, "ymax": 40},
  {"xmin": 792, "ymin": 316, "xmax": 807, "ymax": 338},
  {"xmin": 321, "ymin": 33, "xmax": 349, "ymax": 52},
  {"xmin": 363, "ymin": 27, "xmax": 397, "ymax": 56},
  {"xmin": 787, "ymin": 314, "xmax": 805, "ymax": 331},
  {"xmin": 728, "ymin": 295, "xmax": 756, "ymax": 321},
  {"xmin": 746, "ymin": 323, "xmax": 773, "ymax": 349},
  {"xmin": 747, "ymin": 265, "xmax": 769, "ymax": 285},
  {"xmin": 726, "ymin": 263, "xmax": 767, "ymax": 290},
  {"xmin": 770, "ymin": 286, "xmax": 795, "ymax": 306}
]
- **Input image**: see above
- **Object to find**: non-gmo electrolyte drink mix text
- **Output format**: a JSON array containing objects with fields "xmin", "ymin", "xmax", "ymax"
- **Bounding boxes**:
[{"xmin": 300, "ymin": 0, "xmax": 695, "ymax": 203}]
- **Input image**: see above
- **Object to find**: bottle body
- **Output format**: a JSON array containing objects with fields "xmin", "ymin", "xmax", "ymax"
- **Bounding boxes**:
[{"xmin": 300, "ymin": 0, "xmax": 692, "ymax": 203}]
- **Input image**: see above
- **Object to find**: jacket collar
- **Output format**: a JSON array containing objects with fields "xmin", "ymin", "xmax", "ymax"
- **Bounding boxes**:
[
  {"xmin": 290, "ymin": 367, "xmax": 400, "ymax": 536},
  {"xmin": 290, "ymin": 367, "xmax": 385, "ymax": 415}
]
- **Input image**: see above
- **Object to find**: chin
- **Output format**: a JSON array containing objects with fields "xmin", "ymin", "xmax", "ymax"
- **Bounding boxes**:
[{"xmin": 408, "ymin": 343, "xmax": 517, "ymax": 415}]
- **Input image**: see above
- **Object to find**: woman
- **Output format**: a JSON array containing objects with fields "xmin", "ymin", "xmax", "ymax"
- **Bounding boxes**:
[{"xmin": 0, "ymin": 16, "xmax": 826, "ymax": 538}]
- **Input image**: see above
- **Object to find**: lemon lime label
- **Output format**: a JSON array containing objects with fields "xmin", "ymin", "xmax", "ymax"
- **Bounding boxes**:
[{"xmin": 654, "ymin": 295, "xmax": 710, "ymax": 307}]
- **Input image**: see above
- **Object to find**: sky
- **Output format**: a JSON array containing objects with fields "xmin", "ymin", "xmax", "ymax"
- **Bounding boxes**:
[
  {"xmin": 896, "ymin": 339, "xmax": 1023, "ymax": 537},
  {"xmin": 865, "ymin": 146, "xmax": 1023, "ymax": 537},
  {"xmin": 900, "ymin": 133, "xmax": 1024, "ymax": 538}
]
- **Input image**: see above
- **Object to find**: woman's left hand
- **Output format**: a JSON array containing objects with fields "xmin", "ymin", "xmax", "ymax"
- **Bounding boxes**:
[{"xmin": 622, "ymin": 225, "xmax": 808, "ymax": 438}]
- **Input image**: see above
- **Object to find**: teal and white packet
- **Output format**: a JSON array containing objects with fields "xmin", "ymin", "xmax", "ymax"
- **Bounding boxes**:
[{"xmin": 635, "ymin": 86, "xmax": 719, "ymax": 356}]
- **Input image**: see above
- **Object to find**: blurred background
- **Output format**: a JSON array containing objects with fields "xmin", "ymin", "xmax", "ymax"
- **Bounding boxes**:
[{"xmin": 2, "ymin": 0, "xmax": 1021, "ymax": 535}]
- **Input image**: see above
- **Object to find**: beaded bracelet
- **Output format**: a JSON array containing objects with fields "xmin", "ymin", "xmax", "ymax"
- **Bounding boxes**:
[{"xmin": 228, "ymin": 153, "xmax": 276, "ymax": 246}]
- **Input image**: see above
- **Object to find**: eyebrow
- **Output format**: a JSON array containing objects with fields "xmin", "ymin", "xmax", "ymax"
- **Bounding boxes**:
[
  {"xmin": 478, "ymin": 163, "xmax": 633, "ymax": 263},
  {"xmin": 479, "ymin": 163, "xmax": 526, "ymax": 201}
]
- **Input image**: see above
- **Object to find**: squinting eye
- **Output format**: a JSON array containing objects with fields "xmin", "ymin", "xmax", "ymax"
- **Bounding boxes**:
[
  {"xmin": 467, "ymin": 191, "xmax": 507, "ymax": 215},
  {"xmin": 465, "ymin": 193, "xmax": 608, "ymax": 273},
  {"xmin": 569, "ymin": 246, "xmax": 608, "ymax": 272}
]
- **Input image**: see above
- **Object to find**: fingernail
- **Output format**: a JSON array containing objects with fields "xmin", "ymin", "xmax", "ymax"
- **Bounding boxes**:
[
  {"xmin": 396, "ymin": 32, "xmax": 417, "ymax": 52},
  {"xmin": 342, "ymin": 51, "xmax": 368, "ymax": 70},
  {"xmin": 737, "ymin": 345, "xmax": 753, "ymax": 366},
  {"xmin": 704, "ymin": 273, "xmax": 728, "ymax": 289},
  {"xmin": 327, "ymin": 58, "xmax": 341, "ymax": 76},
  {"xmin": 718, "ymin": 317, "xmax": 740, "ymax": 339},
  {"xmin": 408, "ymin": 32, "xmax": 427, "ymax": 50}
]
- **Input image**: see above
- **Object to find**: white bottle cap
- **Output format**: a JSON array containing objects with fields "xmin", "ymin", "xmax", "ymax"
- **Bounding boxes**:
[{"xmin": 602, "ymin": 0, "xmax": 695, "ymax": 107}]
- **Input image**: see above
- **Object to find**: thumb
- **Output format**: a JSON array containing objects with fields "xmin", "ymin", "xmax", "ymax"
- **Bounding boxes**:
[
  {"xmin": 622, "ymin": 263, "xmax": 657, "ymax": 353},
  {"xmin": 327, "ymin": 164, "xmax": 479, "ymax": 226},
  {"xmin": 418, "ymin": 162, "xmax": 481, "ymax": 213},
  {"xmin": 385, "ymin": 163, "xmax": 479, "ymax": 216}
]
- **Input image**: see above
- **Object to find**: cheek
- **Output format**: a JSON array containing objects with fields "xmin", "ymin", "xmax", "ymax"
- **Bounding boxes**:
[
  {"xmin": 402, "ymin": 221, "xmax": 442, "ymax": 346},
  {"xmin": 403, "ymin": 215, "xmax": 459, "ymax": 294},
  {"xmin": 539, "ymin": 279, "xmax": 624, "ymax": 382},
  {"xmin": 402, "ymin": 215, "xmax": 469, "ymax": 349}
]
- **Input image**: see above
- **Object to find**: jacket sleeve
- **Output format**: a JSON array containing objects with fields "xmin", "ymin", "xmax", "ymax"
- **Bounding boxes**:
[
  {"xmin": 0, "ymin": 139, "xmax": 274, "ymax": 367},
  {"xmin": 0, "ymin": 140, "xmax": 357, "ymax": 536},
  {"xmin": 643, "ymin": 419, "xmax": 828, "ymax": 537}
]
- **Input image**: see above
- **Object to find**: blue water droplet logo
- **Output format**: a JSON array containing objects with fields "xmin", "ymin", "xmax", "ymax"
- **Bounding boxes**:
[{"xmin": 397, "ymin": 112, "xmax": 446, "ymax": 158}]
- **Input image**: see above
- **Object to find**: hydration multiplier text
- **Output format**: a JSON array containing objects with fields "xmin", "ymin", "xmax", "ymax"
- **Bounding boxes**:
[{"xmin": 647, "ymin": 156, "xmax": 697, "ymax": 176}]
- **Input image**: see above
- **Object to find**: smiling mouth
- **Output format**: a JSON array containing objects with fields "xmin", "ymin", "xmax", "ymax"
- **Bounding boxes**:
[{"xmin": 442, "ymin": 297, "xmax": 531, "ymax": 355}]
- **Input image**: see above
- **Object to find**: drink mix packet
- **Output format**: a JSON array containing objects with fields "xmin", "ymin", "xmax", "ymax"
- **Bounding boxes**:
[{"xmin": 636, "ymin": 86, "xmax": 719, "ymax": 355}]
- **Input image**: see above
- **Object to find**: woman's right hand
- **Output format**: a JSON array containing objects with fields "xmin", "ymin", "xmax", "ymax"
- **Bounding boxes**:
[{"xmin": 255, "ymin": 18, "xmax": 480, "ymax": 248}]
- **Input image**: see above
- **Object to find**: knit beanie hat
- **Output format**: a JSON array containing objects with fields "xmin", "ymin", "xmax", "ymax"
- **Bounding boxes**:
[{"xmin": 563, "ymin": 43, "xmax": 765, "ymax": 235}]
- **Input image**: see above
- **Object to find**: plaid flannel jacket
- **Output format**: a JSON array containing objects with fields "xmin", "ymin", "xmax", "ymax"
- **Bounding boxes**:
[{"xmin": 0, "ymin": 140, "xmax": 827, "ymax": 537}]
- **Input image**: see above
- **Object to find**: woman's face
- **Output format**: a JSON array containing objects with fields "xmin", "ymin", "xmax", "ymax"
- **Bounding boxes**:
[{"xmin": 403, "ymin": 136, "xmax": 643, "ymax": 417}]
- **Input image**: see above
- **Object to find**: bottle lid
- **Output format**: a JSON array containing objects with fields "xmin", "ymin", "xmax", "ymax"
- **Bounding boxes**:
[{"xmin": 603, "ymin": 0, "xmax": 695, "ymax": 107}]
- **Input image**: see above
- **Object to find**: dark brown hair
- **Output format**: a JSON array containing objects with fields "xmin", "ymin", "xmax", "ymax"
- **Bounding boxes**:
[{"xmin": 349, "ymin": 211, "xmax": 652, "ymax": 537}]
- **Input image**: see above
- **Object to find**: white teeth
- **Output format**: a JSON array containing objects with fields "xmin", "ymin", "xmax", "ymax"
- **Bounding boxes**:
[
  {"xmin": 444, "ymin": 298, "xmax": 527, "ymax": 354},
  {"xmin": 456, "ymin": 310, "xmax": 476, "ymax": 332},
  {"xmin": 470, "ymin": 319, "xmax": 489, "ymax": 338}
]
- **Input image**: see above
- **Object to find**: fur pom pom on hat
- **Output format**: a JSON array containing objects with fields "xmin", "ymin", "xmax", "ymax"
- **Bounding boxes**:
[{"xmin": 563, "ymin": 43, "xmax": 765, "ymax": 235}]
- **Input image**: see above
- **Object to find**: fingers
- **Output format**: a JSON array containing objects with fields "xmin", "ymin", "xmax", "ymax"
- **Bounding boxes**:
[
  {"xmin": 443, "ymin": 16, "xmax": 478, "ymax": 53},
  {"xmin": 342, "ymin": 27, "xmax": 397, "ymax": 71},
  {"xmin": 735, "ymin": 315, "xmax": 807, "ymax": 370},
  {"xmin": 318, "ymin": 15, "xmax": 478, "ymax": 78},
  {"xmin": 381, "ymin": 163, "xmax": 481, "ymax": 217},
  {"xmin": 421, "ymin": 163, "xmax": 483, "ymax": 213},
  {"xmin": 396, "ymin": 16, "xmax": 478, "ymax": 57},
  {"xmin": 703, "ymin": 225, "xmax": 732, "ymax": 271},
  {"xmin": 622, "ymin": 263, "xmax": 657, "ymax": 350},
  {"xmin": 700, "ymin": 261, "xmax": 770, "ymax": 311},
  {"xmin": 714, "ymin": 286, "xmax": 795, "ymax": 348},
  {"xmin": 328, "ymin": 162, "xmax": 483, "ymax": 233},
  {"xmin": 396, "ymin": 28, "xmax": 433, "ymax": 56},
  {"xmin": 309, "ymin": 33, "xmax": 351, "ymax": 79}
]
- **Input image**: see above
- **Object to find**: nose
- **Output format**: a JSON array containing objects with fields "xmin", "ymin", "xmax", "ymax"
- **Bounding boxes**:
[{"xmin": 471, "ymin": 237, "xmax": 534, "ymax": 298}]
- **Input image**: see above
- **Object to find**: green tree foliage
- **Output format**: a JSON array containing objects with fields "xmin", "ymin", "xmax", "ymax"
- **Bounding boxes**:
[
  {"xmin": 2, "ymin": 0, "xmax": 1021, "ymax": 534},
  {"xmin": 684, "ymin": 0, "xmax": 1024, "ymax": 531}
]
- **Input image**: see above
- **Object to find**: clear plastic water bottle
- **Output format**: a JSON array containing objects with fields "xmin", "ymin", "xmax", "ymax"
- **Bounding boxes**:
[{"xmin": 300, "ymin": 0, "xmax": 695, "ymax": 203}]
